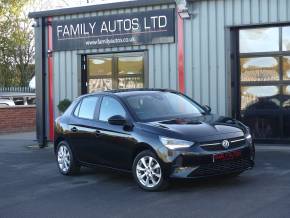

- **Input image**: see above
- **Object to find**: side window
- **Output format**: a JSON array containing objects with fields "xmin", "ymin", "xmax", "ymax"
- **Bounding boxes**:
[
  {"xmin": 77, "ymin": 96, "xmax": 99, "ymax": 120},
  {"xmin": 99, "ymin": 97, "xmax": 126, "ymax": 122}
]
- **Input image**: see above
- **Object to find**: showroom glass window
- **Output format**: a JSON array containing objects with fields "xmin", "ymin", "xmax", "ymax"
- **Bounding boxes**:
[
  {"xmin": 87, "ymin": 53, "xmax": 145, "ymax": 93},
  {"xmin": 239, "ymin": 26, "xmax": 290, "ymax": 139}
]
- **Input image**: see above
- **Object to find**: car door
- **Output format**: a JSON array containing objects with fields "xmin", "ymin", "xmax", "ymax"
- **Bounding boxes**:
[
  {"xmin": 68, "ymin": 95, "xmax": 103, "ymax": 164},
  {"xmin": 94, "ymin": 96, "xmax": 136, "ymax": 170}
]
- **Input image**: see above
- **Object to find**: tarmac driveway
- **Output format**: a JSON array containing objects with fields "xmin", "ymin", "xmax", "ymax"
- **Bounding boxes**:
[{"xmin": 0, "ymin": 132, "xmax": 290, "ymax": 218}]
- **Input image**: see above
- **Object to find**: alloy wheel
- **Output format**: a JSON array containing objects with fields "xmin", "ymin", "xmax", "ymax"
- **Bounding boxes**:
[
  {"xmin": 136, "ymin": 156, "xmax": 162, "ymax": 188},
  {"xmin": 57, "ymin": 145, "xmax": 71, "ymax": 173}
]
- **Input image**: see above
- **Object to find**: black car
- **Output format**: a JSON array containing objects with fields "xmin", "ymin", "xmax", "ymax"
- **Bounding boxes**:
[{"xmin": 54, "ymin": 89, "xmax": 255, "ymax": 191}]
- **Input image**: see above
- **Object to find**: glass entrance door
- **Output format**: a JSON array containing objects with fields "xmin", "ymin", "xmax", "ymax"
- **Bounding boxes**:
[
  {"xmin": 86, "ymin": 52, "xmax": 145, "ymax": 93},
  {"xmin": 238, "ymin": 26, "xmax": 290, "ymax": 140}
]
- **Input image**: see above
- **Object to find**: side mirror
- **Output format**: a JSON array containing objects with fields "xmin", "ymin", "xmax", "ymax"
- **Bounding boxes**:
[
  {"xmin": 108, "ymin": 115, "xmax": 127, "ymax": 126},
  {"xmin": 203, "ymin": 105, "xmax": 211, "ymax": 113}
]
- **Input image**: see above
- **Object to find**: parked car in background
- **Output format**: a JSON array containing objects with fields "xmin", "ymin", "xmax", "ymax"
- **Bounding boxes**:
[
  {"xmin": 0, "ymin": 92, "xmax": 36, "ymax": 106},
  {"xmin": 54, "ymin": 89, "xmax": 255, "ymax": 191},
  {"xmin": 0, "ymin": 99, "xmax": 15, "ymax": 107}
]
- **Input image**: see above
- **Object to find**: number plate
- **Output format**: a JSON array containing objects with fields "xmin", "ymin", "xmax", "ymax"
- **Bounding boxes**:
[{"xmin": 213, "ymin": 150, "xmax": 242, "ymax": 162}]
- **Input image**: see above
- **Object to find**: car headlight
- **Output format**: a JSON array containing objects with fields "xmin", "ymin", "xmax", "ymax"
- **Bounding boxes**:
[{"xmin": 159, "ymin": 136, "xmax": 194, "ymax": 150}]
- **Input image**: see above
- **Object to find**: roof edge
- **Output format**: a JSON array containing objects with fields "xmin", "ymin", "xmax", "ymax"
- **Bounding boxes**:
[{"xmin": 28, "ymin": 0, "xmax": 176, "ymax": 19}]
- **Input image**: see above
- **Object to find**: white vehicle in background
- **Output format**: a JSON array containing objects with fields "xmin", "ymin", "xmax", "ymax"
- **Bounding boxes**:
[
  {"xmin": 0, "ymin": 99, "xmax": 15, "ymax": 107},
  {"xmin": 29, "ymin": 76, "xmax": 35, "ymax": 89},
  {"xmin": 0, "ymin": 92, "xmax": 36, "ymax": 106}
]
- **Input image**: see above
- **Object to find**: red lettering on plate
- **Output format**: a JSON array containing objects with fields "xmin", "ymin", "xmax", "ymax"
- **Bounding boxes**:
[{"xmin": 214, "ymin": 150, "xmax": 242, "ymax": 161}]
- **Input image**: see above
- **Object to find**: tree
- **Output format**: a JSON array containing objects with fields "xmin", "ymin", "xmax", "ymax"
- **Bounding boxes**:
[{"xmin": 0, "ymin": 0, "xmax": 34, "ymax": 88}]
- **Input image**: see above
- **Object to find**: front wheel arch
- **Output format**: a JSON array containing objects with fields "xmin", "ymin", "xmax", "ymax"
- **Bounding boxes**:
[
  {"xmin": 132, "ymin": 143, "xmax": 157, "ymax": 165},
  {"xmin": 54, "ymin": 137, "xmax": 65, "ymax": 152}
]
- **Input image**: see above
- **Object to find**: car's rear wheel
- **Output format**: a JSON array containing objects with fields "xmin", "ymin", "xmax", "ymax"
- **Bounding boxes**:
[
  {"xmin": 132, "ymin": 150, "xmax": 168, "ymax": 191},
  {"xmin": 56, "ymin": 141, "xmax": 80, "ymax": 175}
]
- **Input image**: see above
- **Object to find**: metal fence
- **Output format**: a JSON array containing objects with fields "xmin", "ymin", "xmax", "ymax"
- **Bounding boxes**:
[{"xmin": 0, "ymin": 87, "xmax": 35, "ymax": 93}]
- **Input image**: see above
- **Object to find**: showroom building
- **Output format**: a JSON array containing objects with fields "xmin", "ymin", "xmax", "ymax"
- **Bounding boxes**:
[{"xmin": 29, "ymin": 0, "xmax": 290, "ymax": 145}]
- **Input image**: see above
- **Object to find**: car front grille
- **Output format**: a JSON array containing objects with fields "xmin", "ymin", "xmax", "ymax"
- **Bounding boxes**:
[
  {"xmin": 199, "ymin": 137, "xmax": 246, "ymax": 151},
  {"xmin": 188, "ymin": 158, "xmax": 253, "ymax": 178}
]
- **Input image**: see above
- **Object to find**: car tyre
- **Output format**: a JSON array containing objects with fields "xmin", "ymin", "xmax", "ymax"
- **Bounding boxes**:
[
  {"xmin": 56, "ymin": 141, "xmax": 80, "ymax": 175},
  {"xmin": 133, "ymin": 150, "xmax": 168, "ymax": 191}
]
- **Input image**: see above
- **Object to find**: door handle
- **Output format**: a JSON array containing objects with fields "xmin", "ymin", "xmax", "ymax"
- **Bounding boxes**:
[
  {"xmin": 95, "ymin": 130, "xmax": 101, "ymax": 136},
  {"xmin": 71, "ymin": 127, "xmax": 78, "ymax": 132}
]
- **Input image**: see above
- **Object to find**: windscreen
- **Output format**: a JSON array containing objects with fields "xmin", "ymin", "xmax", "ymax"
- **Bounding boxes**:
[{"xmin": 124, "ymin": 92, "xmax": 205, "ymax": 122}]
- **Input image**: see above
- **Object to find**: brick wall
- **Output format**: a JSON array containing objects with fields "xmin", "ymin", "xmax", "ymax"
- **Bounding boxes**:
[{"xmin": 0, "ymin": 106, "xmax": 36, "ymax": 133}]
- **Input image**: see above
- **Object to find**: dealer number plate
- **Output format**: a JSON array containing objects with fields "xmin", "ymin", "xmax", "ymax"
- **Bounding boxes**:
[{"xmin": 213, "ymin": 150, "xmax": 242, "ymax": 162}]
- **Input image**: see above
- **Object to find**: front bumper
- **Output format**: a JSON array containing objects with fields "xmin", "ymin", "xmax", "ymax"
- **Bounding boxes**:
[{"xmin": 169, "ymin": 146, "xmax": 255, "ymax": 179}]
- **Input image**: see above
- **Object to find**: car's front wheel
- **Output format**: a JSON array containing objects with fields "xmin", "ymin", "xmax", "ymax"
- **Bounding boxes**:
[
  {"xmin": 56, "ymin": 141, "xmax": 80, "ymax": 175},
  {"xmin": 132, "ymin": 150, "xmax": 168, "ymax": 191}
]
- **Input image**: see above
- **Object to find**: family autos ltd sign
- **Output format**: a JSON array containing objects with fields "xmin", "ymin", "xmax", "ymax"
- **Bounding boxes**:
[{"xmin": 52, "ymin": 9, "xmax": 175, "ymax": 51}]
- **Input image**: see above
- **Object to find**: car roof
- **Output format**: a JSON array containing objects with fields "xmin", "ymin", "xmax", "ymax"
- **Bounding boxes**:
[{"xmin": 81, "ymin": 88, "xmax": 179, "ymax": 98}]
